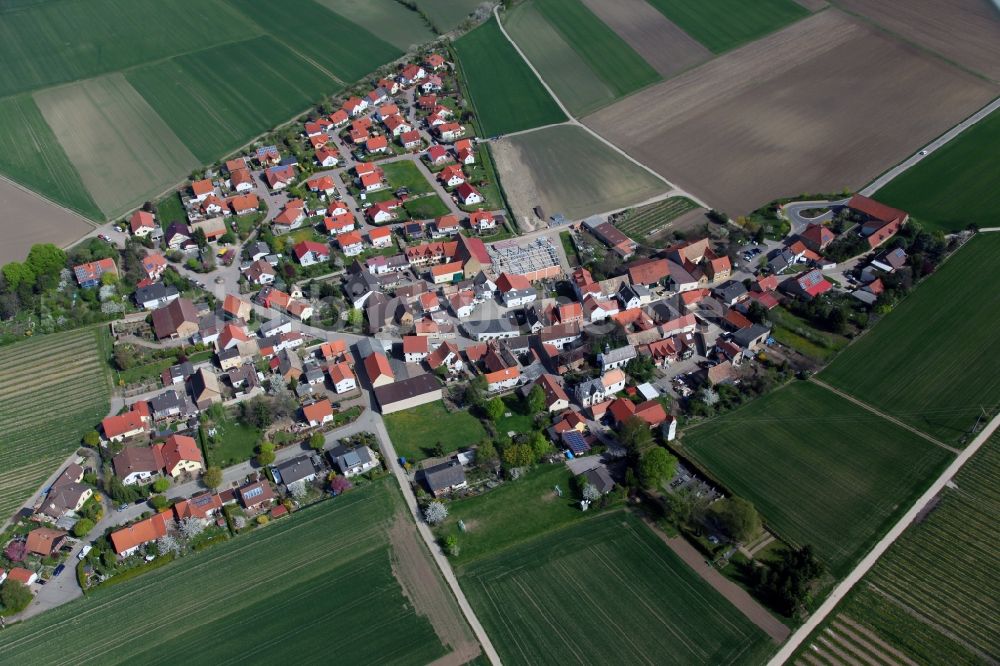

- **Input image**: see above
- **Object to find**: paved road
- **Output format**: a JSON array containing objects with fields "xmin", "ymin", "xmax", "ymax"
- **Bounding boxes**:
[
  {"xmin": 781, "ymin": 198, "xmax": 850, "ymax": 236},
  {"xmin": 768, "ymin": 411, "xmax": 1000, "ymax": 665},
  {"xmin": 861, "ymin": 97, "xmax": 1000, "ymax": 196}
]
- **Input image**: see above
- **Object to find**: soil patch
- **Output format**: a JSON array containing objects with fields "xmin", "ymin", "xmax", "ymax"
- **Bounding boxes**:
[
  {"xmin": 0, "ymin": 176, "xmax": 92, "ymax": 264},
  {"xmin": 583, "ymin": 10, "xmax": 998, "ymax": 215},
  {"xmin": 388, "ymin": 510, "xmax": 480, "ymax": 665}
]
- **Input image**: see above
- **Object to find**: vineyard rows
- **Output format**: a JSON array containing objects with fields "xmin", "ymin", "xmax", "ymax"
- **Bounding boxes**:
[{"xmin": 614, "ymin": 197, "xmax": 697, "ymax": 242}]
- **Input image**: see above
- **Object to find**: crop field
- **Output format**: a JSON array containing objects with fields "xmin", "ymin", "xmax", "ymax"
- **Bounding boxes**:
[
  {"xmin": 680, "ymin": 381, "xmax": 952, "ymax": 577},
  {"xmin": 313, "ymin": 0, "xmax": 435, "ymax": 51},
  {"xmin": 0, "ymin": 0, "xmax": 261, "ymax": 98},
  {"xmin": 821, "ymin": 233, "xmax": 1000, "ymax": 444},
  {"xmin": 0, "ymin": 328, "xmax": 112, "ymax": 521},
  {"xmin": 460, "ymin": 512, "xmax": 773, "ymax": 665},
  {"xmin": 453, "ymin": 18, "xmax": 566, "ymax": 136},
  {"xmin": 223, "ymin": 0, "xmax": 402, "ymax": 85},
  {"xmin": 833, "ymin": 0, "xmax": 1000, "ymax": 82},
  {"xmin": 615, "ymin": 196, "xmax": 698, "ymax": 243},
  {"xmin": 127, "ymin": 37, "xmax": 339, "ymax": 162},
  {"xmin": 491, "ymin": 124, "xmax": 667, "ymax": 225},
  {"xmin": 874, "ymin": 109, "xmax": 1000, "ymax": 232},
  {"xmin": 384, "ymin": 401, "xmax": 486, "ymax": 462},
  {"xmin": 0, "ymin": 95, "xmax": 100, "ymax": 220},
  {"xmin": 0, "ymin": 178, "xmax": 94, "ymax": 266},
  {"xmin": 0, "ymin": 481, "xmax": 458, "ymax": 664},
  {"xmin": 579, "ymin": 0, "xmax": 710, "ymax": 79},
  {"xmin": 645, "ymin": 0, "xmax": 809, "ymax": 53},
  {"xmin": 797, "ymin": 434, "xmax": 1000, "ymax": 666},
  {"xmin": 584, "ymin": 10, "xmax": 999, "ymax": 215},
  {"xmin": 531, "ymin": 0, "xmax": 660, "ymax": 100},
  {"xmin": 34, "ymin": 73, "xmax": 199, "ymax": 220},
  {"xmin": 413, "ymin": 0, "xmax": 484, "ymax": 33}
]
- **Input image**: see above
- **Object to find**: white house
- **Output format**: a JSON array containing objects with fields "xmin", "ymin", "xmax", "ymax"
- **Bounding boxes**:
[
  {"xmin": 328, "ymin": 362, "xmax": 357, "ymax": 394},
  {"xmin": 456, "ymin": 183, "xmax": 483, "ymax": 206},
  {"xmin": 293, "ymin": 241, "xmax": 330, "ymax": 267},
  {"xmin": 486, "ymin": 367, "xmax": 520, "ymax": 393}
]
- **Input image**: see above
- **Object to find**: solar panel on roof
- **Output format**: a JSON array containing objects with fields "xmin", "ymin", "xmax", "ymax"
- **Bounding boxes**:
[
  {"xmin": 244, "ymin": 486, "xmax": 262, "ymax": 499},
  {"xmin": 563, "ymin": 432, "xmax": 589, "ymax": 455}
]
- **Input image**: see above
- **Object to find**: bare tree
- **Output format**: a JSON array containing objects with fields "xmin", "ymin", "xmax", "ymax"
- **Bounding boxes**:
[
  {"xmin": 423, "ymin": 501, "xmax": 448, "ymax": 525},
  {"xmin": 288, "ymin": 481, "xmax": 308, "ymax": 500},
  {"xmin": 179, "ymin": 517, "xmax": 206, "ymax": 540},
  {"xmin": 233, "ymin": 516, "xmax": 247, "ymax": 530},
  {"xmin": 158, "ymin": 535, "xmax": 182, "ymax": 556},
  {"xmin": 582, "ymin": 484, "xmax": 601, "ymax": 502}
]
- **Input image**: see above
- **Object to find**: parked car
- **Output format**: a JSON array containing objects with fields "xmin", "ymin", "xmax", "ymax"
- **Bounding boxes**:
[
  {"xmin": 78, "ymin": 545, "xmax": 92, "ymax": 560},
  {"xmin": 53, "ymin": 564, "xmax": 66, "ymax": 576},
  {"xmin": 117, "ymin": 503, "xmax": 128, "ymax": 512}
]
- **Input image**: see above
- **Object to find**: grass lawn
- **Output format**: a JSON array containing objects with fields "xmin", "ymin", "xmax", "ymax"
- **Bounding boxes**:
[
  {"xmin": 494, "ymin": 395, "xmax": 536, "ymax": 437},
  {"xmin": 559, "ymin": 231, "xmax": 580, "ymax": 266},
  {"xmin": 876, "ymin": 108, "xmax": 1000, "ymax": 232},
  {"xmin": 381, "ymin": 160, "xmax": 433, "ymax": 194},
  {"xmin": 820, "ymin": 233, "xmax": 1000, "ymax": 444},
  {"xmin": 460, "ymin": 512, "xmax": 774, "ymax": 665},
  {"xmin": 435, "ymin": 463, "xmax": 601, "ymax": 566},
  {"xmin": 0, "ymin": 481, "xmax": 449, "ymax": 664},
  {"xmin": 645, "ymin": 0, "xmax": 809, "ymax": 53},
  {"xmin": 155, "ymin": 192, "xmax": 186, "ymax": 226},
  {"xmin": 403, "ymin": 195, "xmax": 451, "ymax": 220},
  {"xmin": 453, "ymin": 18, "xmax": 567, "ymax": 136},
  {"xmin": 116, "ymin": 350, "xmax": 213, "ymax": 386},
  {"xmin": 384, "ymin": 401, "xmax": 487, "ymax": 462},
  {"xmin": 768, "ymin": 307, "xmax": 849, "ymax": 363},
  {"xmin": 205, "ymin": 415, "xmax": 261, "ymax": 467},
  {"xmin": 680, "ymin": 381, "xmax": 952, "ymax": 577}
]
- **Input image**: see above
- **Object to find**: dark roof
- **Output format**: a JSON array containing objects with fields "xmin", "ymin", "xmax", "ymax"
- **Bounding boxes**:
[
  {"xmin": 584, "ymin": 465, "xmax": 615, "ymax": 494},
  {"xmin": 732, "ymin": 324, "xmax": 771, "ymax": 348},
  {"xmin": 712, "ymin": 280, "xmax": 747, "ymax": 302},
  {"xmin": 135, "ymin": 282, "xmax": 178, "ymax": 305},
  {"xmin": 151, "ymin": 298, "xmax": 198, "ymax": 338},
  {"xmin": 273, "ymin": 456, "xmax": 317, "ymax": 486},
  {"xmin": 562, "ymin": 431, "xmax": 590, "ymax": 455},
  {"xmin": 422, "ymin": 460, "xmax": 466, "ymax": 492},
  {"xmin": 373, "ymin": 374, "xmax": 441, "ymax": 407},
  {"xmin": 329, "ymin": 445, "xmax": 374, "ymax": 470}
]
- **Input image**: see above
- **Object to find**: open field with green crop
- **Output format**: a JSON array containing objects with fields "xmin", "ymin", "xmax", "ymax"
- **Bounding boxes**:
[
  {"xmin": 413, "ymin": 0, "xmax": 483, "ymax": 33},
  {"xmin": 797, "ymin": 434, "xmax": 1000, "ymax": 666},
  {"xmin": 223, "ymin": 0, "xmax": 401, "ymax": 84},
  {"xmin": 385, "ymin": 401, "xmax": 486, "ymax": 462},
  {"xmin": 0, "ymin": 0, "xmax": 261, "ymax": 98},
  {"xmin": 492, "ymin": 124, "xmax": 667, "ymax": 224},
  {"xmin": 0, "ymin": 328, "xmax": 112, "ymax": 521},
  {"xmin": 461, "ymin": 512, "xmax": 774, "ymax": 665},
  {"xmin": 34, "ymin": 73, "xmax": 199, "ymax": 219},
  {"xmin": 615, "ymin": 196, "xmax": 698, "ymax": 243},
  {"xmin": 0, "ymin": 95, "xmax": 100, "ymax": 220},
  {"xmin": 821, "ymin": 233, "xmax": 1000, "ymax": 444},
  {"xmin": 453, "ymin": 18, "xmax": 567, "ymax": 136},
  {"xmin": 127, "ymin": 36, "xmax": 338, "ymax": 162},
  {"xmin": 313, "ymin": 0, "xmax": 435, "ymax": 51},
  {"xmin": 645, "ymin": 0, "xmax": 809, "ymax": 53},
  {"xmin": 680, "ymin": 381, "xmax": 952, "ymax": 577},
  {"xmin": 875, "ymin": 109, "xmax": 1000, "ymax": 232},
  {"xmin": 503, "ymin": 1, "xmax": 617, "ymax": 117},
  {"xmin": 0, "ymin": 481, "xmax": 455, "ymax": 664}
]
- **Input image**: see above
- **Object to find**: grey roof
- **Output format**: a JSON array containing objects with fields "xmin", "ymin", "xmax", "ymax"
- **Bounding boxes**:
[
  {"xmin": 150, "ymin": 390, "xmax": 186, "ymax": 414},
  {"xmin": 731, "ymin": 324, "xmax": 771, "ymax": 348},
  {"xmin": 597, "ymin": 345, "xmax": 636, "ymax": 366},
  {"xmin": 373, "ymin": 373, "xmax": 441, "ymax": 407},
  {"xmin": 463, "ymin": 315, "xmax": 519, "ymax": 337},
  {"xmin": 217, "ymin": 347, "xmax": 240, "ymax": 361},
  {"xmin": 584, "ymin": 465, "xmax": 615, "ymax": 494},
  {"xmin": 329, "ymin": 444, "xmax": 375, "ymax": 471},
  {"xmin": 712, "ymin": 280, "xmax": 747, "ymax": 302},
  {"xmin": 135, "ymin": 282, "xmax": 178, "ymax": 305},
  {"xmin": 273, "ymin": 456, "xmax": 317, "ymax": 486},
  {"xmin": 422, "ymin": 460, "xmax": 466, "ymax": 492},
  {"xmin": 258, "ymin": 317, "xmax": 291, "ymax": 337}
]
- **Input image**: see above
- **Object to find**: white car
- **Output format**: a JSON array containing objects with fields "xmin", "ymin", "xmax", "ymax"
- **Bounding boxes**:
[
  {"xmin": 78, "ymin": 545, "xmax": 92, "ymax": 560},
  {"xmin": 919, "ymin": 150, "xmax": 928, "ymax": 156}
]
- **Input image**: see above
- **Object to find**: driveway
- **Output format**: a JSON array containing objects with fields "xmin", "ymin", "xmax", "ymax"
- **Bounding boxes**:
[{"xmin": 781, "ymin": 198, "xmax": 850, "ymax": 236}]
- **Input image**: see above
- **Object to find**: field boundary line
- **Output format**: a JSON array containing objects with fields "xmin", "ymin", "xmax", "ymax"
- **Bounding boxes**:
[
  {"xmin": 489, "ymin": 6, "xmax": 710, "ymax": 210},
  {"xmin": 0, "ymin": 171, "xmax": 98, "ymax": 229},
  {"xmin": 808, "ymin": 378, "xmax": 960, "ymax": 454},
  {"xmin": 768, "ymin": 411, "xmax": 1000, "ymax": 665}
]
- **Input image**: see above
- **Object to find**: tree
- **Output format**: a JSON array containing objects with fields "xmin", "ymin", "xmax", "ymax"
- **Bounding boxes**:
[
  {"xmin": 582, "ymin": 483, "xmax": 600, "ymax": 502},
  {"xmin": 25, "ymin": 243, "xmax": 66, "ymax": 282},
  {"xmin": 179, "ymin": 517, "xmax": 206, "ymax": 540},
  {"xmin": 158, "ymin": 535, "xmax": 182, "ymax": 556},
  {"xmin": 485, "ymin": 397, "xmax": 505, "ymax": 422},
  {"xmin": 709, "ymin": 497, "xmax": 760, "ymax": 543},
  {"xmin": 502, "ymin": 443, "xmax": 534, "ymax": 468},
  {"xmin": 476, "ymin": 440, "xmax": 499, "ymax": 468},
  {"xmin": 242, "ymin": 396, "xmax": 273, "ymax": 429},
  {"xmin": 625, "ymin": 355, "xmax": 656, "ymax": 383},
  {"xmin": 152, "ymin": 477, "xmax": 170, "ymax": 493},
  {"xmin": 530, "ymin": 432, "xmax": 552, "ymax": 462},
  {"xmin": 619, "ymin": 416, "xmax": 652, "ymax": 453},
  {"xmin": 72, "ymin": 518, "xmax": 95, "ymax": 538},
  {"xmin": 308, "ymin": 433, "xmax": 325, "ymax": 451},
  {"xmin": 82, "ymin": 430, "xmax": 101, "ymax": 448},
  {"xmin": 202, "ymin": 466, "xmax": 223, "ymax": 489},
  {"xmin": 2, "ymin": 261, "xmax": 35, "ymax": 290},
  {"xmin": 464, "ymin": 375, "xmax": 486, "ymax": 406},
  {"xmin": 0, "ymin": 580, "xmax": 32, "ymax": 614},
  {"xmin": 525, "ymin": 384, "xmax": 546, "ymax": 414},
  {"xmin": 638, "ymin": 447, "xmax": 678, "ymax": 489},
  {"xmin": 432, "ymin": 441, "xmax": 445, "ymax": 458},
  {"xmin": 347, "ymin": 307, "xmax": 363, "ymax": 327},
  {"xmin": 288, "ymin": 480, "xmax": 308, "ymax": 499},
  {"xmin": 423, "ymin": 501, "xmax": 448, "ymax": 525},
  {"xmin": 444, "ymin": 534, "xmax": 460, "ymax": 557},
  {"xmin": 100, "ymin": 271, "xmax": 118, "ymax": 286},
  {"xmin": 150, "ymin": 494, "xmax": 170, "ymax": 511},
  {"xmin": 752, "ymin": 545, "xmax": 824, "ymax": 616},
  {"xmin": 256, "ymin": 441, "xmax": 276, "ymax": 466},
  {"xmin": 330, "ymin": 475, "xmax": 352, "ymax": 494}
]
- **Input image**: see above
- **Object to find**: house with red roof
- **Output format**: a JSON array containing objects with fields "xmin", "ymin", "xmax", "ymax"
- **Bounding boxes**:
[
  {"xmin": 74, "ymin": 258, "xmax": 118, "ymax": 288},
  {"xmin": 302, "ymin": 399, "xmax": 334, "ymax": 427},
  {"xmin": 363, "ymin": 352, "xmax": 394, "ymax": 387},
  {"xmin": 496, "ymin": 272, "xmax": 535, "ymax": 307},
  {"xmin": 424, "ymin": 53, "xmax": 446, "ymax": 70},
  {"xmin": 191, "ymin": 179, "xmax": 214, "ymax": 202},
  {"xmin": 439, "ymin": 164, "xmax": 465, "ymax": 187},
  {"xmin": 384, "ymin": 115, "xmax": 412, "ymax": 137},
  {"xmin": 368, "ymin": 226, "xmax": 393, "ymax": 248},
  {"xmin": 400, "ymin": 130, "xmax": 422, "ymax": 150},
  {"xmin": 229, "ymin": 167, "xmax": 254, "ymax": 193},
  {"xmin": 847, "ymin": 194, "xmax": 908, "ymax": 248},
  {"xmin": 366, "ymin": 201, "xmax": 400, "ymax": 225},
  {"xmin": 265, "ymin": 165, "xmax": 296, "ymax": 190},
  {"xmin": 307, "ymin": 175, "xmax": 336, "ymax": 196},
  {"xmin": 335, "ymin": 231, "xmax": 364, "ymax": 257},
  {"xmin": 342, "ymin": 96, "xmax": 368, "ymax": 116},
  {"xmin": 799, "ymin": 223, "xmax": 836, "ymax": 252},
  {"xmin": 455, "ymin": 183, "xmax": 483, "ymax": 206},
  {"xmin": 485, "ymin": 366, "xmax": 520, "ymax": 393},
  {"xmin": 293, "ymin": 241, "xmax": 330, "ymax": 267},
  {"xmin": 316, "ymin": 145, "xmax": 339, "ymax": 167},
  {"xmin": 399, "ymin": 64, "xmax": 426, "ymax": 85},
  {"xmin": 431, "ymin": 214, "xmax": 460, "ymax": 238},
  {"xmin": 229, "ymin": 193, "xmax": 259, "ymax": 216},
  {"xmin": 329, "ymin": 109, "xmax": 350, "ymax": 126},
  {"xmin": 437, "ymin": 123, "xmax": 464, "ymax": 141},
  {"xmin": 426, "ymin": 144, "xmax": 451, "ymax": 166},
  {"xmin": 141, "ymin": 253, "xmax": 167, "ymax": 281},
  {"xmin": 173, "ymin": 492, "xmax": 222, "ymax": 523},
  {"xmin": 323, "ymin": 214, "xmax": 355, "ymax": 236},
  {"xmin": 781, "ymin": 269, "xmax": 832, "ymax": 300},
  {"xmin": 129, "ymin": 210, "xmax": 157, "ymax": 236},
  {"xmin": 101, "ymin": 402, "xmax": 151, "ymax": 442},
  {"xmin": 155, "ymin": 434, "xmax": 203, "ymax": 479},
  {"xmin": 367, "ymin": 135, "xmax": 389, "ymax": 154},
  {"xmin": 110, "ymin": 512, "xmax": 168, "ymax": 556}
]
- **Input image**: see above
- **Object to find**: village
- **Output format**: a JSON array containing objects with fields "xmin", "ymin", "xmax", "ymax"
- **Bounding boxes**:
[{"xmin": 0, "ymin": 44, "xmax": 938, "ymax": 626}]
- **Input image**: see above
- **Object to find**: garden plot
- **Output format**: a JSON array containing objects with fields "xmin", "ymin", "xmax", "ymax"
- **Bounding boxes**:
[{"xmin": 614, "ymin": 196, "xmax": 699, "ymax": 244}]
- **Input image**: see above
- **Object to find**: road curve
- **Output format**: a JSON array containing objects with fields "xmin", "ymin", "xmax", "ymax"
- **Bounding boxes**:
[{"xmin": 768, "ymin": 411, "xmax": 1000, "ymax": 665}]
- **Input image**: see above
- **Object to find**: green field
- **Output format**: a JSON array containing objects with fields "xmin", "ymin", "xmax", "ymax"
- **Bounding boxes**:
[
  {"xmin": 820, "ymin": 233, "xmax": 1000, "ymax": 444},
  {"xmin": 453, "ymin": 18, "xmax": 567, "ymax": 136},
  {"xmin": 0, "ymin": 0, "xmax": 261, "ymax": 98},
  {"xmin": 876, "ymin": 109, "xmax": 1000, "ymax": 232},
  {"xmin": 223, "ymin": 0, "xmax": 402, "ymax": 84},
  {"xmin": 533, "ymin": 0, "xmax": 660, "ymax": 98},
  {"xmin": 461, "ymin": 512, "xmax": 773, "ymax": 665},
  {"xmin": 413, "ymin": 0, "xmax": 484, "ymax": 33},
  {"xmin": 680, "ymin": 381, "xmax": 952, "ymax": 577},
  {"xmin": 616, "ymin": 196, "xmax": 698, "ymax": 244},
  {"xmin": 645, "ymin": 0, "xmax": 809, "ymax": 53},
  {"xmin": 403, "ymin": 196, "xmax": 451, "ymax": 220},
  {"xmin": 494, "ymin": 124, "xmax": 667, "ymax": 222},
  {"xmin": 382, "ymin": 160, "xmax": 434, "ymax": 194},
  {"xmin": 127, "ymin": 36, "xmax": 338, "ymax": 162},
  {"xmin": 0, "ymin": 95, "xmax": 100, "ymax": 219},
  {"xmin": 0, "ymin": 328, "xmax": 112, "ymax": 521},
  {"xmin": 313, "ymin": 0, "xmax": 435, "ymax": 51},
  {"xmin": 34, "ymin": 73, "xmax": 200, "ymax": 219},
  {"xmin": 384, "ymin": 401, "xmax": 487, "ymax": 462},
  {"xmin": 768, "ymin": 306, "xmax": 849, "ymax": 363},
  {"xmin": 0, "ymin": 482, "xmax": 452, "ymax": 664},
  {"xmin": 799, "ymin": 434, "xmax": 1000, "ymax": 666}
]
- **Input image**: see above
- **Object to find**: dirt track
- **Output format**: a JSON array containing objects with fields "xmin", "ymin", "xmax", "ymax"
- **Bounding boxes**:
[
  {"xmin": 388, "ymin": 511, "xmax": 481, "ymax": 666},
  {"xmin": 833, "ymin": 0, "xmax": 1000, "ymax": 83},
  {"xmin": 0, "ymin": 176, "xmax": 92, "ymax": 264},
  {"xmin": 579, "ymin": 0, "xmax": 710, "ymax": 78},
  {"xmin": 584, "ymin": 9, "xmax": 998, "ymax": 215}
]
